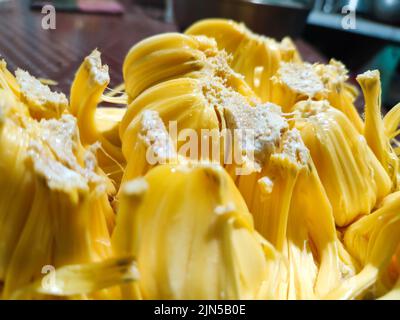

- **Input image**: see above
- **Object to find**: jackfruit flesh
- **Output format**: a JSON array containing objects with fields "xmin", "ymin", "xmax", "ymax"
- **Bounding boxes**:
[
  {"xmin": 357, "ymin": 70, "xmax": 399, "ymax": 188},
  {"xmin": 326, "ymin": 191, "xmax": 400, "ymax": 299},
  {"xmin": 120, "ymin": 33, "xmax": 263, "ymax": 183},
  {"xmin": 271, "ymin": 60, "xmax": 364, "ymax": 132},
  {"xmin": 112, "ymin": 163, "xmax": 270, "ymax": 299},
  {"xmin": 70, "ymin": 49, "xmax": 127, "ymax": 186},
  {"xmin": 0, "ymin": 84, "xmax": 130, "ymax": 299},
  {"xmin": 15, "ymin": 69, "xmax": 68, "ymax": 120},
  {"xmin": 185, "ymin": 19, "xmax": 301, "ymax": 102},
  {"xmin": 293, "ymin": 100, "xmax": 391, "ymax": 226},
  {"xmin": 2, "ymin": 119, "xmax": 109, "ymax": 298},
  {"xmin": 122, "ymin": 33, "xmax": 257, "ymax": 104},
  {"xmin": 119, "ymin": 34, "xmax": 355, "ymax": 299},
  {"xmin": 0, "ymin": 60, "xmax": 20, "ymax": 97},
  {"xmin": 0, "ymin": 90, "xmax": 34, "ymax": 282},
  {"xmin": 0, "ymin": 18, "xmax": 399, "ymax": 300},
  {"xmin": 315, "ymin": 59, "xmax": 363, "ymax": 132}
]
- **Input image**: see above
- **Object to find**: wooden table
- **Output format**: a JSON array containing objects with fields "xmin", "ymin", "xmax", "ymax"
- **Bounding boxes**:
[
  {"xmin": 0, "ymin": 0, "xmax": 325, "ymax": 96},
  {"xmin": 0, "ymin": 0, "xmax": 177, "ymax": 93}
]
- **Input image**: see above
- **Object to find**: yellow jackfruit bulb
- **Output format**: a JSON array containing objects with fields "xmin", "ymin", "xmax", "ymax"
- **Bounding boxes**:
[
  {"xmin": 1, "ymin": 113, "xmax": 119, "ymax": 299},
  {"xmin": 119, "ymin": 53, "xmax": 351, "ymax": 299},
  {"xmin": 326, "ymin": 192, "xmax": 400, "ymax": 299},
  {"xmin": 70, "ymin": 49, "xmax": 125, "ymax": 184},
  {"xmin": 256, "ymin": 238, "xmax": 289, "ymax": 299},
  {"xmin": 11, "ymin": 257, "xmax": 138, "ymax": 300},
  {"xmin": 223, "ymin": 98, "xmax": 347, "ymax": 297},
  {"xmin": 270, "ymin": 62, "xmax": 326, "ymax": 112},
  {"xmin": 383, "ymin": 102, "xmax": 400, "ymax": 183},
  {"xmin": 226, "ymin": 120, "xmax": 302, "ymax": 247},
  {"xmin": 92, "ymin": 106, "xmax": 126, "ymax": 185},
  {"xmin": 0, "ymin": 90, "xmax": 34, "ymax": 282},
  {"xmin": 112, "ymin": 163, "xmax": 270, "ymax": 299},
  {"xmin": 185, "ymin": 19, "xmax": 301, "ymax": 102},
  {"xmin": 119, "ymin": 78, "xmax": 221, "ymax": 182},
  {"xmin": 222, "ymin": 101, "xmax": 289, "ymax": 176},
  {"xmin": 288, "ymin": 134, "xmax": 362, "ymax": 298},
  {"xmin": 242, "ymin": 130, "xmax": 322, "ymax": 299},
  {"xmin": 233, "ymin": 124, "xmax": 348, "ymax": 298},
  {"xmin": 120, "ymin": 49, "xmax": 262, "ymax": 182},
  {"xmin": 15, "ymin": 69, "xmax": 68, "ymax": 120},
  {"xmin": 185, "ymin": 19, "xmax": 248, "ymax": 57},
  {"xmin": 357, "ymin": 70, "xmax": 399, "ymax": 188},
  {"xmin": 0, "ymin": 60, "xmax": 20, "ymax": 97},
  {"xmin": 122, "ymin": 33, "xmax": 214, "ymax": 102},
  {"xmin": 293, "ymin": 100, "xmax": 391, "ymax": 226},
  {"xmin": 121, "ymin": 110, "xmax": 180, "ymax": 183},
  {"xmin": 270, "ymin": 60, "xmax": 363, "ymax": 132},
  {"xmin": 121, "ymin": 32, "xmax": 287, "ymax": 186},
  {"xmin": 383, "ymin": 102, "xmax": 400, "ymax": 144},
  {"xmin": 190, "ymin": 93, "xmax": 350, "ymax": 299},
  {"xmin": 122, "ymin": 32, "xmax": 257, "ymax": 103},
  {"xmin": 343, "ymin": 192, "xmax": 400, "ymax": 298},
  {"xmin": 315, "ymin": 59, "xmax": 363, "ymax": 132},
  {"xmin": 95, "ymin": 107, "xmax": 125, "ymax": 146}
]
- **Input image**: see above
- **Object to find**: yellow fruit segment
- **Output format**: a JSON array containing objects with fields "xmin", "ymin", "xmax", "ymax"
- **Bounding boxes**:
[
  {"xmin": 112, "ymin": 163, "xmax": 270, "ymax": 299},
  {"xmin": 186, "ymin": 19, "xmax": 301, "ymax": 102},
  {"xmin": 70, "ymin": 50, "xmax": 126, "ymax": 185},
  {"xmin": 293, "ymin": 100, "xmax": 391, "ymax": 226},
  {"xmin": 357, "ymin": 70, "xmax": 399, "ymax": 187}
]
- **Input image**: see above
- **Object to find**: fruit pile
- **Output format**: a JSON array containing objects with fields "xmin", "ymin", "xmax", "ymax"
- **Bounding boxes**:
[{"xmin": 0, "ymin": 19, "xmax": 398, "ymax": 299}]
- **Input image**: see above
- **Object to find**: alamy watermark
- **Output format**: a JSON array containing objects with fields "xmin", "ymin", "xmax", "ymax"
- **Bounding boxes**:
[
  {"xmin": 143, "ymin": 120, "xmax": 259, "ymax": 176},
  {"xmin": 41, "ymin": 4, "xmax": 56, "ymax": 30},
  {"xmin": 341, "ymin": 4, "xmax": 357, "ymax": 30},
  {"xmin": 40, "ymin": 3, "xmax": 357, "ymax": 32},
  {"xmin": 41, "ymin": 264, "xmax": 58, "ymax": 292}
]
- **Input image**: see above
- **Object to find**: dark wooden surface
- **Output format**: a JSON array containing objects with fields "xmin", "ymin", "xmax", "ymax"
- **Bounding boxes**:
[
  {"xmin": 0, "ymin": 0, "xmax": 326, "ymax": 96},
  {"xmin": 0, "ymin": 0, "xmax": 177, "ymax": 93}
]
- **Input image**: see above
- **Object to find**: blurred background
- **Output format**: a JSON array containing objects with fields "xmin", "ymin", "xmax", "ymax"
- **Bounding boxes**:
[{"xmin": 0, "ymin": 0, "xmax": 399, "ymax": 109}]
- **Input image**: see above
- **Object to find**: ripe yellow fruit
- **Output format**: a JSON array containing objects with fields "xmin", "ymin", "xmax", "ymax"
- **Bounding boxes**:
[
  {"xmin": 0, "ymin": 18, "xmax": 399, "ymax": 300},
  {"xmin": 112, "ymin": 163, "xmax": 270, "ymax": 299},
  {"xmin": 186, "ymin": 19, "xmax": 301, "ymax": 102},
  {"xmin": 357, "ymin": 70, "xmax": 399, "ymax": 188},
  {"xmin": 0, "ymin": 90, "xmax": 34, "ymax": 282},
  {"xmin": 0, "ymin": 66, "xmax": 131, "ymax": 299},
  {"xmin": 293, "ymin": 100, "xmax": 391, "ymax": 226},
  {"xmin": 70, "ymin": 49, "xmax": 126, "ymax": 185}
]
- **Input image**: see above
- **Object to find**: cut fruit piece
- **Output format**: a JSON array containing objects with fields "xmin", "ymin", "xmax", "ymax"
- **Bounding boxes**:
[
  {"xmin": 113, "ymin": 163, "xmax": 270, "ymax": 299},
  {"xmin": 293, "ymin": 100, "xmax": 391, "ymax": 227},
  {"xmin": 70, "ymin": 50, "xmax": 126, "ymax": 185},
  {"xmin": 185, "ymin": 19, "xmax": 301, "ymax": 102},
  {"xmin": 15, "ymin": 69, "xmax": 68, "ymax": 120},
  {"xmin": 357, "ymin": 70, "xmax": 399, "ymax": 188},
  {"xmin": 123, "ymin": 32, "xmax": 257, "ymax": 104},
  {"xmin": 0, "ymin": 100, "xmax": 117, "ymax": 299}
]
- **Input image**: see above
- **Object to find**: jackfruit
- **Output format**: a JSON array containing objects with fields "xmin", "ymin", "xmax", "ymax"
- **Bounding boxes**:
[
  {"xmin": 0, "ymin": 18, "xmax": 399, "ymax": 301},
  {"xmin": 0, "ymin": 88, "xmax": 127, "ymax": 298},
  {"xmin": 293, "ymin": 100, "xmax": 391, "ymax": 226},
  {"xmin": 0, "ymin": 90, "xmax": 34, "ymax": 282},
  {"xmin": 70, "ymin": 49, "xmax": 126, "ymax": 185},
  {"xmin": 327, "ymin": 192, "xmax": 400, "ymax": 299},
  {"xmin": 185, "ymin": 19, "xmax": 301, "ymax": 102},
  {"xmin": 1, "ymin": 114, "xmax": 118, "ymax": 299},
  {"xmin": 357, "ymin": 70, "xmax": 399, "ymax": 188},
  {"xmin": 120, "ymin": 34, "xmax": 355, "ymax": 299},
  {"xmin": 112, "ymin": 163, "xmax": 271, "ymax": 299},
  {"xmin": 15, "ymin": 69, "xmax": 68, "ymax": 119}
]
